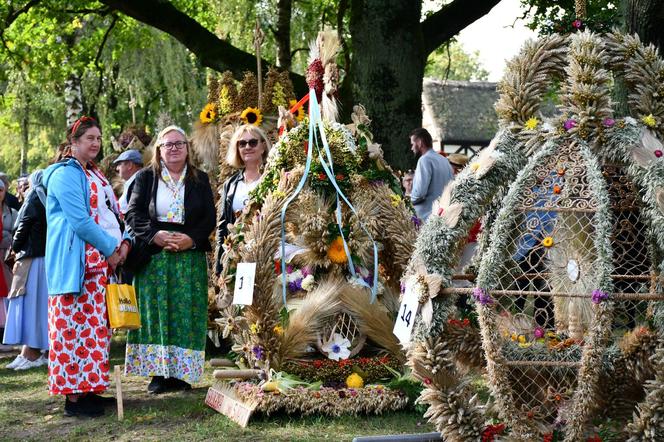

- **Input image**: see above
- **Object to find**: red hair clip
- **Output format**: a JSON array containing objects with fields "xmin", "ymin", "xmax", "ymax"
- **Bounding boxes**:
[{"xmin": 71, "ymin": 116, "xmax": 96, "ymax": 136}]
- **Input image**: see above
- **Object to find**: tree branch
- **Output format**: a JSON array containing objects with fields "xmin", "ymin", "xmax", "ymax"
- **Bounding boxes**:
[
  {"xmin": 421, "ymin": 0, "xmax": 502, "ymax": 56},
  {"xmin": 94, "ymin": 15, "xmax": 118, "ymax": 99},
  {"xmin": 3, "ymin": 0, "xmax": 42, "ymax": 29},
  {"xmin": 62, "ymin": 7, "xmax": 112, "ymax": 15},
  {"xmin": 98, "ymin": 0, "xmax": 307, "ymax": 94},
  {"xmin": 337, "ymin": 0, "xmax": 350, "ymax": 74}
]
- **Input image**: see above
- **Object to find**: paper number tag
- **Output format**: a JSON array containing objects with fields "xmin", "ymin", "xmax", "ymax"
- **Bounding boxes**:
[
  {"xmin": 393, "ymin": 284, "xmax": 419, "ymax": 344},
  {"xmin": 233, "ymin": 263, "xmax": 256, "ymax": 305}
]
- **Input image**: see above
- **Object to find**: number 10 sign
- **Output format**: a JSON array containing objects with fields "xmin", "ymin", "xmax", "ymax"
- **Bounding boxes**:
[
  {"xmin": 393, "ymin": 282, "xmax": 420, "ymax": 344},
  {"xmin": 232, "ymin": 263, "xmax": 257, "ymax": 305}
]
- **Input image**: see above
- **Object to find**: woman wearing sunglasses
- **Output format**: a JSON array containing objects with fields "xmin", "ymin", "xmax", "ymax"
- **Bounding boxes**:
[
  {"xmin": 214, "ymin": 124, "xmax": 272, "ymax": 276},
  {"xmin": 124, "ymin": 125, "xmax": 215, "ymax": 394}
]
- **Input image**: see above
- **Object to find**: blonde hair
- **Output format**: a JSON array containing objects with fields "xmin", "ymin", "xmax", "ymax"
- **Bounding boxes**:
[
  {"xmin": 226, "ymin": 124, "xmax": 272, "ymax": 169},
  {"xmin": 150, "ymin": 125, "xmax": 198, "ymax": 181}
]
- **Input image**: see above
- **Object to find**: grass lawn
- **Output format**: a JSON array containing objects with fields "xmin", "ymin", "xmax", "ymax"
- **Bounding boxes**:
[{"xmin": 0, "ymin": 335, "xmax": 433, "ymax": 441}]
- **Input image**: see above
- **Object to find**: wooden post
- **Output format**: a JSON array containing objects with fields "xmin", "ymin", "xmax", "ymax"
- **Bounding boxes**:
[
  {"xmin": 209, "ymin": 358, "xmax": 237, "ymax": 367},
  {"xmin": 254, "ymin": 19, "xmax": 265, "ymax": 109},
  {"xmin": 213, "ymin": 369, "xmax": 262, "ymax": 380},
  {"xmin": 114, "ymin": 365, "xmax": 124, "ymax": 421}
]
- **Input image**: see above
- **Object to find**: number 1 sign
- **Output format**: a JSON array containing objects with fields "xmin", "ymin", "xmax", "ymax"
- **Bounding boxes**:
[
  {"xmin": 233, "ymin": 263, "xmax": 257, "ymax": 305},
  {"xmin": 393, "ymin": 282, "xmax": 420, "ymax": 344}
]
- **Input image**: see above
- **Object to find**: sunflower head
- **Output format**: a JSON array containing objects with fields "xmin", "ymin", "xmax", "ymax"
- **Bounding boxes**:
[
  {"xmin": 327, "ymin": 236, "xmax": 348, "ymax": 264},
  {"xmin": 199, "ymin": 103, "xmax": 217, "ymax": 124},
  {"xmin": 241, "ymin": 107, "xmax": 263, "ymax": 126},
  {"xmin": 290, "ymin": 99, "xmax": 305, "ymax": 122}
]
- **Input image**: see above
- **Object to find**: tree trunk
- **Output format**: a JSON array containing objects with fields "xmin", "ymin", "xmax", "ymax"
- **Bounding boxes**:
[
  {"xmin": 64, "ymin": 73, "xmax": 84, "ymax": 128},
  {"xmin": 20, "ymin": 96, "xmax": 29, "ymax": 175},
  {"xmin": 274, "ymin": 0, "xmax": 292, "ymax": 70},
  {"xmin": 624, "ymin": 0, "xmax": 664, "ymax": 53},
  {"xmin": 348, "ymin": 0, "xmax": 425, "ymax": 171}
]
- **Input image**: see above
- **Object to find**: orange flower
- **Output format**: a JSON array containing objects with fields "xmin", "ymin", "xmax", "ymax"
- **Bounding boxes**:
[
  {"xmin": 327, "ymin": 236, "xmax": 348, "ymax": 264},
  {"xmin": 553, "ymin": 184, "xmax": 561, "ymax": 194}
]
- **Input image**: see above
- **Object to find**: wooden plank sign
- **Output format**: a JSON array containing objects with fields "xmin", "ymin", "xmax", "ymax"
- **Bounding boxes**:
[{"xmin": 205, "ymin": 385, "xmax": 257, "ymax": 427}]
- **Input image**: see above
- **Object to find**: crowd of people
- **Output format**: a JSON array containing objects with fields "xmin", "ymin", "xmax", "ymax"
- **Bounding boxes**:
[{"xmin": 0, "ymin": 119, "xmax": 457, "ymax": 418}]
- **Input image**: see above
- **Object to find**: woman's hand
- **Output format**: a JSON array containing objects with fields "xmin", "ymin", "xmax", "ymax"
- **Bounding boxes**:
[
  {"xmin": 107, "ymin": 249, "xmax": 122, "ymax": 270},
  {"xmin": 152, "ymin": 230, "xmax": 172, "ymax": 247},
  {"xmin": 118, "ymin": 241, "xmax": 130, "ymax": 265},
  {"xmin": 164, "ymin": 232, "xmax": 194, "ymax": 252}
]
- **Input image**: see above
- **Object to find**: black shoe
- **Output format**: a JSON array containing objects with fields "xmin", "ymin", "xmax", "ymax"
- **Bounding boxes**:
[
  {"xmin": 86, "ymin": 393, "xmax": 115, "ymax": 407},
  {"xmin": 165, "ymin": 377, "xmax": 192, "ymax": 392},
  {"xmin": 147, "ymin": 376, "xmax": 166, "ymax": 394},
  {"xmin": 64, "ymin": 396, "xmax": 104, "ymax": 418}
]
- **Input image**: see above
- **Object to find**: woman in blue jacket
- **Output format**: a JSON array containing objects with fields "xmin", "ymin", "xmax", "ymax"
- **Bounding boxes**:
[{"xmin": 43, "ymin": 117, "xmax": 128, "ymax": 418}]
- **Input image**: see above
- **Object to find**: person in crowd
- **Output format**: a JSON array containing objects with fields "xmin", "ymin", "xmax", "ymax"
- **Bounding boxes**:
[
  {"xmin": 16, "ymin": 175, "xmax": 30, "ymax": 206},
  {"xmin": 43, "ymin": 116, "xmax": 128, "ymax": 417},
  {"xmin": 0, "ymin": 178, "xmax": 19, "ymax": 352},
  {"xmin": 214, "ymin": 124, "xmax": 272, "ymax": 276},
  {"xmin": 113, "ymin": 149, "xmax": 144, "ymax": 216},
  {"xmin": 401, "ymin": 170, "xmax": 414, "ymax": 197},
  {"xmin": 124, "ymin": 125, "xmax": 215, "ymax": 394},
  {"xmin": 0, "ymin": 173, "xmax": 21, "ymax": 211},
  {"xmin": 3, "ymin": 170, "xmax": 49, "ymax": 369},
  {"xmin": 409, "ymin": 128, "xmax": 454, "ymax": 221},
  {"xmin": 447, "ymin": 153, "xmax": 469, "ymax": 175}
]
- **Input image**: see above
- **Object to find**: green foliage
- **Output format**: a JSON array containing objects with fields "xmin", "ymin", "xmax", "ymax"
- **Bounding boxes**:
[
  {"xmin": 425, "ymin": 41, "xmax": 490, "ymax": 81},
  {"xmin": 0, "ymin": 2, "xmax": 207, "ymax": 176},
  {"xmin": 520, "ymin": 0, "xmax": 620, "ymax": 35}
]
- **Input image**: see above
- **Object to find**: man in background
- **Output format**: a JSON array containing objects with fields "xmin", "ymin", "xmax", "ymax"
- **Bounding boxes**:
[
  {"xmin": 113, "ymin": 149, "xmax": 144, "ymax": 215},
  {"xmin": 0, "ymin": 173, "xmax": 20, "ymax": 211},
  {"xmin": 409, "ymin": 128, "xmax": 454, "ymax": 221}
]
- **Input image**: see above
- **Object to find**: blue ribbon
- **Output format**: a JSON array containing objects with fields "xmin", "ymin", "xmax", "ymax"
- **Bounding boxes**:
[{"xmin": 280, "ymin": 90, "xmax": 379, "ymax": 307}]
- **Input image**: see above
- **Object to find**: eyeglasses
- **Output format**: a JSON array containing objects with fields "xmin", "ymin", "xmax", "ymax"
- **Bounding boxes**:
[
  {"xmin": 237, "ymin": 138, "xmax": 260, "ymax": 149},
  {"xmin": 160, "ymin": 141, "xmax": 188, "ymax": 151}
]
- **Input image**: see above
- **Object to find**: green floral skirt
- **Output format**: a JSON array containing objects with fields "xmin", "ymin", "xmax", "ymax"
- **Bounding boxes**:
[{"xmin": 125, "ymin": 249, "xmax": 208, "ymax": 383}]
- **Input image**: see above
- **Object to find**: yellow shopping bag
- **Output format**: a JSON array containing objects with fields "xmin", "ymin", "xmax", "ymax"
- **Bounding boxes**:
[{"xmin": 106, "ymin": 283, "xmax": 141, "ymax": 330}]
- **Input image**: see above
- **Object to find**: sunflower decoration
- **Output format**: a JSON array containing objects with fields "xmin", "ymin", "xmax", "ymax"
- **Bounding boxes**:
[
  {"xmin": 327, "ymin": 236, "xmax": 348, "ymax": 264},
  {"xmin": 199, "ymin": 103, "xmax": 217, "ymax": 124},
  {"xmin": 241, "ymin": 107, "xmax": 263, "ymax": 126},
  {"xmin": 290, "ymin": 99, "xmax": 305, "ymax": 122}
]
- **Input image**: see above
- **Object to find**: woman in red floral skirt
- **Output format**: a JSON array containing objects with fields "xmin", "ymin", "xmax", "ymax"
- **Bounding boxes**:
[{"xmin": 42, "ymin": 117, "xmax": 129, "ymax": 417}]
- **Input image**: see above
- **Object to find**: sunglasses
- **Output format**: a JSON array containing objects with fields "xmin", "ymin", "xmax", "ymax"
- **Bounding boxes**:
[{"xmin": 237, "ymin": 138, "xmax": 261, "ymax": 149}]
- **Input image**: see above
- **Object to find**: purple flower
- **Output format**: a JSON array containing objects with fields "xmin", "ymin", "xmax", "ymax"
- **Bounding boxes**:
[
  {"xmin": 472, "ymin": 287, "xmax": 493, "ymax": 305},
  {"xmin": 591, "ymin": 289, "xmax": 608, "ymax": 304},
  {"xmin": 534, "ymin": 327, "xmax": 545, "ymax": 339},
  {"xmin": 411, "ymin": 216, "xmax": 422, "ymax": 228},
  {"xmin": 564, "ymin": 119, "xmax": 577, "ymax": 131},
  {"xmin": 602, "ymin": 118, "xmax": 615, "ymax": 128},
  {"xmin": 252, "ymin": 345, "xmax": 264, "ymax": 360},
  {"xmin": 287, "ymin": 279, "xmax": 302, "ymax": 292},
  {"xmin": 286, "ymin": 264, "xmax": 294, "ymax": 274},
  {"xmin": 572, "ymin": 19, "xmax": 582, "ymax": 29}
]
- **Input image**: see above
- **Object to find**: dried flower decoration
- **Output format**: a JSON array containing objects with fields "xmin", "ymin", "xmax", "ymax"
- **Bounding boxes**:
[
  {"xmin": 327, "ymin": 236, "xmax": 348, "ymax": 264},
  {"xmin": 641, "ymin": 113, "xmax": 657, "ymax": 128},
  {"xmin": 524, "ymin": 117, "xmax": 540, "ymax": 130},
  {"xmin": 241, "ymin": 107, "xmax": 263, "ymax": 126},
  {"xmin": 472, "ymin": 287, "xmax": 493, "ymax": 306},
  {"xmin": 591, "ymin": 289, "xmax": 608, "ymax": 304},
  {"xmin": 199, "ymin": 103, "xmax": 217, "ymax": 124}
]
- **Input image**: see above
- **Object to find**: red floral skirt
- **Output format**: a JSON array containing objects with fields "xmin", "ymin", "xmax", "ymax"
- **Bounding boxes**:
[{"xmin": 47, "ymin": 271, "xmax": 111, "ymax": 395}]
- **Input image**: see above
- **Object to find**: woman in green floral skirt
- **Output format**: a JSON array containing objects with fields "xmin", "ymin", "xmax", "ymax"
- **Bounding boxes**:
[{"xmin": 124, "ymin": 125, "xmax": 215, "ymax": 394}]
